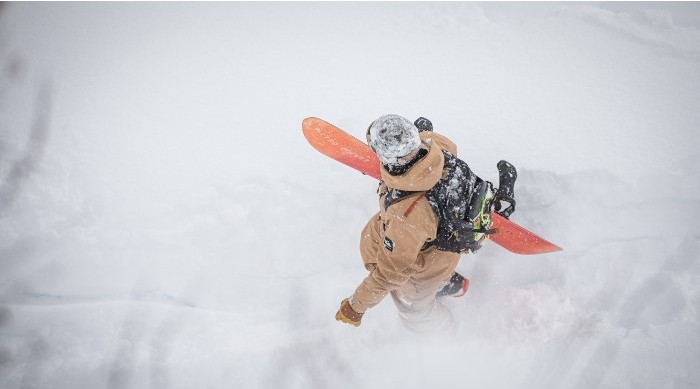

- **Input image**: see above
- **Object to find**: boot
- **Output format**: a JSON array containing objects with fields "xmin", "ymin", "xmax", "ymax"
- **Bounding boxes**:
[{"xmin": 437, "ymin": 272, "xmax": 469, "ymax": 298}]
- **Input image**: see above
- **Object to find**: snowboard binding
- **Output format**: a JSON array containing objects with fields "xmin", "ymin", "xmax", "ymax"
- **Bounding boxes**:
[{"xmin": 493, "ymin": 160, "xmax": 517, "ymax": 219}]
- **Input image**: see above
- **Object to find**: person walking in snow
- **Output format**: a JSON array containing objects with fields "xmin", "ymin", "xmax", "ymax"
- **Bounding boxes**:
[{"xmin": 335, "ymin": 114, "xmax": 516, "ymax": 332}]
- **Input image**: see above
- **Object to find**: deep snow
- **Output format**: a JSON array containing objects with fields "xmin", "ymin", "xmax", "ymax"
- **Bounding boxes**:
[{"xmin": 1, "ymin": 2, "xmax": 699, "ymax": 389}]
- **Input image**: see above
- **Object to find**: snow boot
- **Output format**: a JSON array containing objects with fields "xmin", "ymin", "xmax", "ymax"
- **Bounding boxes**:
[{"xmin": 437, "ymin": 272, "xmax": 469, "ymax": 298}]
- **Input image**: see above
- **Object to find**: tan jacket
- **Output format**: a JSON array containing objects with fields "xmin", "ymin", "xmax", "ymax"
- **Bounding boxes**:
[{"xmin": 350, "ymin": 132, "xmax": 459, "ymax": 313}]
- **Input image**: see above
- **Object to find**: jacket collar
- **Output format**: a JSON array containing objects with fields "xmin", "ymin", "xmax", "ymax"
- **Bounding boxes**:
[{"xmin": 380, "ymin": 138, "xmax": 444, "ymax": 192}]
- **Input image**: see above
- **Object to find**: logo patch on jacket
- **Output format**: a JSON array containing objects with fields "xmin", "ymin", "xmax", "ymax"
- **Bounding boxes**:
[{"xmin": 383, "ymin": 237, "xmax": 394, "ymax": 252}]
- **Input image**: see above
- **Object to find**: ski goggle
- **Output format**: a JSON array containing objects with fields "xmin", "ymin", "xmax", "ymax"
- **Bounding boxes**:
[{"xmin": 380, "ymin": 148, "xmax": 422, "ymax": 166}]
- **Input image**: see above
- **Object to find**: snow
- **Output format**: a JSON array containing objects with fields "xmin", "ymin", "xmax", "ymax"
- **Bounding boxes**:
[{"xmin": 1, "ymin": 2, "xmax": 699, "ymax": 388}]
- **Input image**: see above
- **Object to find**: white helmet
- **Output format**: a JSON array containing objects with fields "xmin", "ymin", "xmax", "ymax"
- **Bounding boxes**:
[{"xmin": 367, "ymin": 114, "xmax": 421, "ymax": 165}]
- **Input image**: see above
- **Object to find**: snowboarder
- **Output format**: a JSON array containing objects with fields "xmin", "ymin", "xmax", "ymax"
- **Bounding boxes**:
[{"xmin": 335, "ymin": 114, "xmax": 515, "ymax": 332}]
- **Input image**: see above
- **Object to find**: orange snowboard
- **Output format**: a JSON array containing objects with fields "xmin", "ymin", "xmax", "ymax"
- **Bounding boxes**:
[
  {"xmin": 302, "ymin": 117, "xmax": 382, "ymax": 180},
  {"xmin": 302, "ymin": 117, "xmax": 562, "ymax": 255}
]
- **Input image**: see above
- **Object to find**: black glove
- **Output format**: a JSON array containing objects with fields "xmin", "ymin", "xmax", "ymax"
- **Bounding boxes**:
[
  {"xmin": 493, "ymin": 160, "xmax": 517, "ymax": 219},
  {"xmin": 414, "ymin": 117, "xmax": 433, "ymax": 132}
]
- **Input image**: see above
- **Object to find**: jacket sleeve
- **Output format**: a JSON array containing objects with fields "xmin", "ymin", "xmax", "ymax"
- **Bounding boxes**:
[
  {"xmin": 359, "ymin": 213, "xmax": 381, "ymax": 271},
  {"xmin": 350, "ymin": 198, "xmax": 437, "ymax": 313}
]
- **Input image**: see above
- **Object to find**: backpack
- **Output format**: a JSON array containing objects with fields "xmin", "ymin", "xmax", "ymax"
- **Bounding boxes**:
[{"xmin": 384, "ymin": 150, "xmax": 496, "ymax": 254}]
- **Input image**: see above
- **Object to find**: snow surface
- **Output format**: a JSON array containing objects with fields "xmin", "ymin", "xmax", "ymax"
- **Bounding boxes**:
[{"xmin": 1, "ymin": 2, "xmax": 699, "ymax": 388}]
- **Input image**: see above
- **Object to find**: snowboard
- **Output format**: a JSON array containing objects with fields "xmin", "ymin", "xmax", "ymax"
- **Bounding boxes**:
[{"xmin": 302, "ymin": 117, "xmax": 563, "ymax": 255}]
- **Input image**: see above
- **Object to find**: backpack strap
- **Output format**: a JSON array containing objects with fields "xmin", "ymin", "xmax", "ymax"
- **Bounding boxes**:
[{"xmin": 403, "ymin": 193, "xmax": 426, "ymax": 218}]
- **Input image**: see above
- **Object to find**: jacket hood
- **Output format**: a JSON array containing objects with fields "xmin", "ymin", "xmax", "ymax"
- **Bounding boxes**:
[{"xmin": 380, "ymin": 132, "xmax": 457, "ymax": 191}]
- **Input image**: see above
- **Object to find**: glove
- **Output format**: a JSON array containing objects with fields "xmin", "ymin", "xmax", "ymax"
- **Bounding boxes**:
[
  {"xmin": 335, "ymin": 298, "xmax": 363, "ymax": 327},
  {"xmin": 414, "ymin": 117, "xmax": 433, "ymax": 132}
]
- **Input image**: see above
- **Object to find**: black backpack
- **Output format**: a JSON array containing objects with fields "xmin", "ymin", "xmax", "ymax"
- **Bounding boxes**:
[{"xmin": 384, "ymin": 151, "xmax": 516, "ymax": 254}]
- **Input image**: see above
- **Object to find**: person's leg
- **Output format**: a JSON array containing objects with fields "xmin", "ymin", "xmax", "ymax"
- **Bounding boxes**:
[{"xmin": 390, "ymin": 249, "xmax": 460, "ymax": 332}]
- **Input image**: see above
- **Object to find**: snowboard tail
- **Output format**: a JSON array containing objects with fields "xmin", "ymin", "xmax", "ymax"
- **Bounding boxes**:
[{"xmin": 302, "ymin": 117, "xmax": 562, "ymax": 255}]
